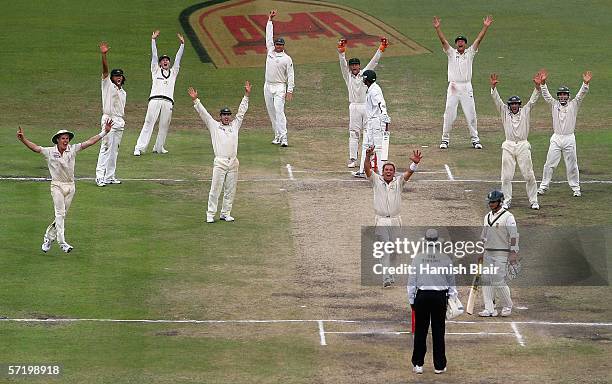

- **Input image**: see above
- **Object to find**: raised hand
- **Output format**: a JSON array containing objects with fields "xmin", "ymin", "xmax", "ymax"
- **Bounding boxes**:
[
  {"xmin": 269, "ymin": 9, "xmax": 277, "ymax": 20},
  {"xmin": 177, "ymin": 33, "xmax": 185, "ymax": 44},
  {"xmin": 337, "ymin": 38, "xmax": 346, "ymax": 53},
  {"xmin": 483, "ymin": 15, "xmax": 493, "ymax": 27},
  {"xmin": 379, "ymin": 36, "xmax": 388, "ymax": 52},
  {"xmin": 365, "ymin": 145, "xmax": 375, "ymax": 158},
  {"xmin": 583, "ymin": 70, "xmax": 592, "ymax": 84},
  {"xmin": 538, "ymin": 69, "xmax": 548, "ymax": 84},
  {"xmin": 490, "ymin": 73, "xmax": 499, "ymax": 88},
  {"xmin": 410, "ymin": 149, "xmax": 423, "ymax": 164},
  {"xmin": 152, "ymin": 30, "xmax": 160, "ymax": 39},
  {"xmin": 244, "ymin": 81, "xmax": 251, "ymax": 96},
  {"xmin": 104, "ymin": 119, "xmax": 113, "ymax": 133},
  {"xmin": 17, "ymin": 126, "xmax": 24, "ymax": 140},
  {"xmin": 533, "ymin": 71, "xmax": 542, "ymax": 87},
  {"xmin": 187, "ymin": 87, "xmax": 198, "ymax": 101},
  {"xmin": 99, "ymin": 42, "xmax": 109, "ymax": 54},
  {"xmin": 432, "ymin": 16, "xmax": 441, "ymax": 29}
]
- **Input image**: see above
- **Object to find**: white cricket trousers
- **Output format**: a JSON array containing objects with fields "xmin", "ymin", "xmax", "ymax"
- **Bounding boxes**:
[
  {"xmin": 264, "ymin": 82, "xmax": 288, "ymax": 141},
  {"xmin": 441, "ymin": 81, "xmax": 480, "ymax": 143},
  {"xmin": 359, "ymin": 117, "xmax": 384, "ymax": 174},
  {"xmin": 135, "ymin": 99, "xmax": 173, "ymax": 153},
  {"xmin": 95, "ymin": 118, "xmax": 124, "ymax": 181},
  {"xmin": 374, "ymin": 216, "xmax": 402, "ymax": 284},
  {"xmin": 481, "ymin": 251, "xmax": 513, "ymax": 312},
  {"xmin": 501, "ymin": 140, "xmax": 538, "ymax": 205},
  {"xmin": 207, "ymin": 157, "xmax": 239, "ymax": 218},
  {"xmin": 44, "ymin": 181, "xmax": 76, "ymax": 246},
  {"xmin": 348, "ymin": 102, "xmax": 366, "ymax": 160},
  {"xmin": 540, "ymin": 133, "xmax": 580, "ymax": 192}
]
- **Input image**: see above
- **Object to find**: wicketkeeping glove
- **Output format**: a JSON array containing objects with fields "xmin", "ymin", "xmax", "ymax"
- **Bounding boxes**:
[
  {"xmin": 379, "ymin": 37, "xmax": 388, "ymax": 52},
  {"xmin": 337, "ymin": 38, "xmax": 347, "ymax": 53}
]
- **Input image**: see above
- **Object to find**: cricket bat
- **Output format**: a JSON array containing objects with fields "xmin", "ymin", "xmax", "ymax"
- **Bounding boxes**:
[
  {"xmin": 466, "ymin": 261, "xmax": 482, "ymax": 315},
  {"xmin": 381, "ymin": 131, "xmax": 390, "ymax": 161}
]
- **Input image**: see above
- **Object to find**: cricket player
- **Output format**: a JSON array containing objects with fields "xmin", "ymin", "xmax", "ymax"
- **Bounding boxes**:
[
  {"xmin": 264, "ymin": 10, "xmax": 294, "ymax": 147},
  {"xmin": 337, "ymin": 36, "xmax": 387, "ymax": 170},
  {"xmin": 95, "ymin": 42, "xmax": 126, "ymax": 187},
  {"xmin": 479, "ymin": 190, "xmax": 519, "ymax": 317},
  {"xmin": 365, "ymin": 145, "xmax": 422, "ymax": 286},
  {"xmin": 433, "ymin": 15, "xmax": 493, "ymax": 149},
  {"xmin": 188, "ymin": 81, "xmax": 250, "ymax": 223},
  {"xmin": 357, "ymin": 69, "xmax": 390, "ymax": 177},
  {"xmin": 17, "ymin": 121, "xmax": 113, "ymax": 253},
  {"xmin": 490, "ymin": 72, "xmax": 541, "ymax": 210},
  {"xmin": 133, "ymin": 31, "xmax": 184, "ymax": 156},
  {"xmin": 537, "ymin": 69, "xmax": 592, "ymax": 197}
]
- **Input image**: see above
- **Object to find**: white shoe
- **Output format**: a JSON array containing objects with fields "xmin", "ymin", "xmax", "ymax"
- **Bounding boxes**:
[
  {"xmin": 472, "ymin": 142, "xmax": 483, "ymax": 149},
  {"xmin": 280, "ymin": 140, "xmax": 288, "ymax": 147},
  {"xmin": 352, "ymin": 171, "xmax": 366, "ymax": 179},
  {"xmin": 60, "ymin": 243, "xmax": 73, "ymax": 253},
  {"xmin": 439, "ymin": 141, "xmax": 449, "ymax": 149},
  {"xmin": 133, "ymin": 149, "xmax": 141, "ymax": 156},
  {"xmin": 573, "ymin": 191, "xmax": 581, "ymax": 197},
  {"xmin": 413, "ymin": 366, "xmax": 423, "ymax": 374},
  {"xmin": 220, "ymin": 215, "xmax": 235, "ymax": 222},
  {"xmin": 537, "ymin": 187, "xmax": 547, "ymax": 195},
  {"xmin": 41, "ymin": 237, "xmax": 53, "ymax": 253},
  {"xmin": 435, "ymin": 368, "xmax": 447, "ymax": 374},
  {"xmin": 478, "ymin": 309, "xmax": 498, "ymax": 317},
  {"xmin": 206, "ymin": 216, "xmax": 215, "ymax": 223},
  {"xmin": 95, "ymin": 178, "xmax": 106, "ymax": 187},
  {"xmin": 530, "ymin": 202, "xmax": 540, "ymax": 210},
  {"xmin": 105, "ymin": 178, "xmax": 122, "ymax": 185},
  {"xmin": 347, "ymin": 159, "xmax": 357, "ymax": 168},
  {"xmin": 271, "ymin": 137, "xmax": 280, "ymax": 145},
  {"xmin": 501, "ymin": 307, "xmax": 512, "ymax": 317},
  {"xmin": 153, "ymin": 148, "xmax": 169, "ymax": 154},
  {"xmin": 383, "ymin": 280, "xmax": 392, "ymax": 288}
]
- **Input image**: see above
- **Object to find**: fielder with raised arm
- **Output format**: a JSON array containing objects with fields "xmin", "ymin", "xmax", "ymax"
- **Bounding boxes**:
[
  {"xmin": 264, "ymin": 9, "xmax": 294, "ymax": 147},
  {"xmin": 18, "ymin": 121, "xmax": 112, "ymax": 253},
  {"xmin": 188, "ymin": 81, "xmax": 250, "ymax": 223},
  {"xmin": 433, "ymin": 15, "xmax": 492, "ymax": 149},
  {"xmin": 537, "ymin": 70, "xmax": 592, "ymax": 197},
  {"xmin": 95, "ymin": 42, "xmax": 126, "ymax": 187},
  {"xmin": 337, "ymin": 36, "xmax": 387, "ymax": 171},
  {"xmin": 479, "ymin": 190, "xmax": 519, "ymax": 317},
  {"xmin": 490, "ymin": 72, "xmax": 541, "ymax": 210},
  {"xmin": 134, "ymin": 31, "xmax": 184, "ymax": 156}
]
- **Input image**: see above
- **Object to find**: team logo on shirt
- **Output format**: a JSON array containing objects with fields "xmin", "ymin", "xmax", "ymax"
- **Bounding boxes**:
[{"xmin": 180, "ymin": 0, "xmax": 429, "ymax": 68}]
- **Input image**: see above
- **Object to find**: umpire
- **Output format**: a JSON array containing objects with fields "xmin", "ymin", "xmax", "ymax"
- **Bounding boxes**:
[{"xmin": 408, "ymin": 229, "xmax": 458, "ymax": 374}]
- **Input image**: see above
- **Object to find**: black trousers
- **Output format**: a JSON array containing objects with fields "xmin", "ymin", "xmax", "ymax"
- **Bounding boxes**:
[{"xmin": 411, "ymin": 290, "xmax": 447, "ymax": 370}]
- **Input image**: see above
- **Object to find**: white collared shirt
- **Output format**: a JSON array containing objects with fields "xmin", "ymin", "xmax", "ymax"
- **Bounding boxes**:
[
  {"xmin": 541, "ymin": 83, "xmax": 589, "ymax": 135},
  {"xmin": 40, "ymin": 143, "xmax": 83, "ymax": 183},
  {"xmin": 339, "ymin": 50, "xmax": 382, "ymax": 104},
  {"xmin": 369, "ymin": 172, "xmax": 405, "ymax": 217},
  {"xmin": 491, "ymin": 88, "xmax": 539, "ymax": 141},
  {"xmin": 101, "ymin": 77, "xmax": 126, "ymax": 128},
  {"xmin": 481, "ymin": 209, "xmax": 518, "ymax": 250},
  {"xmin": 265, "ymin": 21, "xmax": 295, "ymax": 92},
  {"xmin": 149, "ymin": 40, "xmax": 184, "ymax": 100},
  {"xmin": 445, "ymin": 45, "xmax": 477, "ymax": 83}
]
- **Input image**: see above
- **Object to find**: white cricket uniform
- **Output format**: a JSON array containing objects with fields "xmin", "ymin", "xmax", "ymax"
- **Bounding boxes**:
[
  {"xmin": 369, "ymin": 172, "xmax": 405, "ymax": 283},
  {"xmin": 339, "ymin": 49, "xmax": 382, "ymax": 161},
  {"xmin": 264, "ymin": 20, "xmax": 294, "ymax": 143},
  {"xmin": 41, "ymin": 143, "xmax": 83, "ymax": 247},
  {"xmin": 491, "ymin": 88, "xmax": 539, "ymax": 205},
  {"xmin": 134, "ymin": 40, "xmax": 184, "ymax": 153},
  {"xmin": 364, "ymin": 82, "xmax": 390, "ymax": 173},
  {"xmin": 539, "ymin": 83, "xmax": 589, "ymax": 193},
  {"xmin": 480, "ymin": 208, "xmax": 518, "ymax": 312},
  {"xmin": 95, "ymin": 76, "xmax": 126, "ymax": 182},
  {"xmin": 193, "ymin": 96, "xmax": 248, "ymax": 218},
  {"xmin": 441, "ymin": 45, "xmax": 480, "ymax": 144}
]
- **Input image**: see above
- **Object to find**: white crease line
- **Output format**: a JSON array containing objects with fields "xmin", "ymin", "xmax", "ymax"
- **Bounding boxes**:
[
  {"xmin": 444, "ymin": 164, "xmax": 455, "ymax": 181},
  {"xmin": 325, "ymin": 331, "xmax": 513, "ymax": 336},
  {"xmin": 286, "ymin": 164, "xmax": 295, "ymax": 181},
  {"xmin": 511, "ymin": 322, "xmax": 526, "ymax": 346},
  {"xmin": 449, "ymin": 320, "xmax": 612, "ymax": 326},
  {"xmin": 318, "ymin": 320, "xmax": 327, "ymax": 346}
]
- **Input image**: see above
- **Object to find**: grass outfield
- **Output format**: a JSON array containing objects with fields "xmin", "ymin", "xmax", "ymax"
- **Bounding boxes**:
[{"xmin": 1, "ymin": 1, "xmax": 611, "ymax": 383}]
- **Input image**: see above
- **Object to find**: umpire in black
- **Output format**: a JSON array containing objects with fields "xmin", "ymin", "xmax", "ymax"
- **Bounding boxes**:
[{"xmin": 407, "ymin": 229, "xmax": 458, "ymax": 374}]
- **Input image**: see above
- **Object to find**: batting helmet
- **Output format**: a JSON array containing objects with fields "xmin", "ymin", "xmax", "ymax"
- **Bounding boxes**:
[
  {"xmin": 487, "ymin": 190, "xmax": 504, "ymax": 203},
  {"xmin": 507, "ymin": 95, "xmax": 522, "ymax": 105},
  {"xmin": 219, "ymin": 107, "xmax": 232, "ymax": 115},
  {"xmin": 348, "ymin": 58, "xmax": 360, "ymax": 65},
  {"xmin": 158, "ymin": 55, "xmax": 171, "ymax": 63},
  {"xmin": 362, "ymin": 69, "xmax": 376, "ymax": 82},
  {"xmin": 455, "ymin": 35, "xmax": 468, "ymax": 44},
  {"xmin": 557, "ymin": 86, "xmax": 571, "ymax": 95}
]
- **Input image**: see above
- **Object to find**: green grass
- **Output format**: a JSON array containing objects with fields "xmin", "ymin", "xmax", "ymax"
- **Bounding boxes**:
[{"xmin": 1, "ymin": 0, "xmax": 611, "ymax": 383}]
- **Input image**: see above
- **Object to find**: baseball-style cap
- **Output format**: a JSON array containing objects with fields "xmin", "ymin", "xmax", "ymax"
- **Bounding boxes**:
[
  {"xmin": 454, "ymin": 35, "xmax": 468, "ymax": 44},
  {"xmin": 274, "ymin": 37, "xmax": 285, "ymax": 45},
  {"xmin": 219, "ymin": 107, "xmax": 232, "ymax": 115},
  {"xmin": 557, "ymin": 86, "xmax": 571, "ymax": 95},
  {"xmin": 52, "ymin": 129, "xmax": 75, "ymax": 144},
  {"xmin": 158, "ymin": 54, "xmax": 171, "ymax": 62},
  {"xmin": 348, "ymin": 58, "xmax": 360, "ymax": 65},
  {"xmin": 425, "ymin": 229, "xmax": 439, "ymax": 241}
]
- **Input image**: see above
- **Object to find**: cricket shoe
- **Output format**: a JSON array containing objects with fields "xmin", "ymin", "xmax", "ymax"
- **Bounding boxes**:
[
  {"xmin": 280, "ymin": 140, "xmax": 288, "ymax": 147},
  {"xmin": 435, "ymin": 368, "xmax": 447, "ymax": 374},
  {"xmin": 206, "ymin": 216, "xmax": 215, "ymax": 223},
  {"xmin": 383, "ymin": 280, "xmax": 392, "ymax": 288},
  {"xmin": 59, "ymin": 243, "xmax": 73, "ymax": 253},
  {"xmin": 105, "ymin": 178, "xmax": 122, "ymax": 185},
  {"xmin": 133, "ymin": 149, "xmax": 141, "ymax": 156},
  {"xmin": 352, "ymin": 171, "xmax": 366, "ymax": 178},
  {"xmin": 347, "ymin": 159, "xmax": 357, "ymax": 168},
  {"xmin": 271, "ymin": 137, "xmax": 281, "ymax": 145},
  {"xmin": 439, "ymin": 141, "xmax": 449, "ymax": 149},
  {"xmin": 95, "ymin": 178, "xmax": 106, "ymax": 187},
  {"xmin": 478, "ymin": 309, "xmax": 498, "ymax": 317},
  {"xmin": 153, "ymin": 148, "xmax": 169, "ymax": 154},
  {"xmin": 472, "ymin": 141, "xmax": 483, "ymax": 149},
  {"xmin": 573, "ymin": 190, "xmax": 581, "ymax": 197},
  {"xmin": 501, "ymin": 307, "xmax": 512, "ymax": 317},
  {"xmin": 220, "ymin": 215, "xmax": 235, "ymax": 222},
  {"xmin": 41, "ymin": 237, "xmax": 53, "ymax": 253},
  {"xmin": 413, "ymin": 366, "xmax": 423, "ymax": 374},
  {"xmin": 537, "ymin": 187, "xmax": 547, "ymax": 195},
  {"xmin": 530, "ymin": 202, "xmax": 540, "ymax": 210}
]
